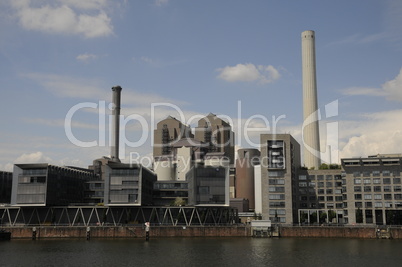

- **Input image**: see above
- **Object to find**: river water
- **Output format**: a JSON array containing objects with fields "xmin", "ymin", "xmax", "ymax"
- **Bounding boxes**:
[{"xmin": 1, "ymin": 237, "xmax": 402, "ymax": 266}]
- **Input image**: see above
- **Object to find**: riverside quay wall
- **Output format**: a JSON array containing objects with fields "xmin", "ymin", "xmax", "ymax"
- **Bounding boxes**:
[
  {"xmin": 280, "ymin": 226, "xmax": 402, "ymax": 239},
  {"xmin": 4, "ymin": 226, "xmax": 250, "ymax": 239},
  {"xmin": 4, "ymin": 225, "xmax": 402, "ymax": 239}
]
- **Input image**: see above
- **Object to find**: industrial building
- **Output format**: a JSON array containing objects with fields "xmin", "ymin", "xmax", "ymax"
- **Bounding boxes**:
[
  {"xmin": 11, "ymin": 164, "xmax": 97, "ymax": 206},
  {"xmin": 1, "ymin": 30, "xmax": 401, "ymax": 228},
  {"xmin": 0, "ymin": 171, "xmax": 12, "ymax": 204}
]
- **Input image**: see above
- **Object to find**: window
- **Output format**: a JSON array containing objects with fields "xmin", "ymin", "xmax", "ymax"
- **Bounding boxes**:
[
  {"xmin": 299, "ymin": 175, "xmax": 307, "ymax": 180},
  {"xmin": 327, "ymin": 196, "xmax": 333, "ymax": 201},
  {"xmin": 375, "ymin": 202, "xmax": 383, "ymax": 208},
  {"xmin": 327, "ymin": 203, "xmax": 334, "ymax": 209},
  {"xmin": 395, "ymin": 194, "xmax": 402, "ymax": 200},
  {"xmin": 354, "ymin": 186, "xmax": 362, "ymax": 192},
  {"xmin": 383, "ymin": 178, "xmax": 391, "ymax": 184},
  {"xmin": 326, "ymin": 182, "xmax": 333, "ymax": 187},
  {"xmin": 384, "ymin": 186, "xmax": 392, "ymax": 192},
  {"xmin": 269, "ymin": 202, "xmax": 285, "ymax": 207},
  {"xmin": 373, "ymin": 178, "xmax": 381, "ymax": 184},
  {"xmin": 318, "ymin": 196, "xmax": 325, "ymax": 201},
  {"xmin": 326, "ymin": 175, "xmax": 333, "ymax": 180},
  {"xmin": 269, "ymin": 209, "xmax": 286, "ymax": 215},
  {"xmin": 373, "ymin": 170, "xmax": 381, "ymax": 176},
  {"xmin": 364, "ymin": 194, "xmax": 372, "ymax": 200},
  {"xmin": 318, "ymin": 189, "xmax": 324, "ymax": 194},
  {"xmin": 374, "ymin": 186, "xmax": 381, "ymax": 192},
  {"xmin": 299, "ymin": 182, "xmax": 307, "ymax": 187},
  {"xmin": 335, "ymin": 196, "xmax": 343, "ymax": 201},
  {"xmin": 363, "ymin": 171, "xmax": 371, "ymax": 177},
  {"xmin": 355, "ymin": 202, "xmax": 362, "ymax": 208},
  {"xmin": 335, "ymin": 189, "xmax": 342, "ymax": 194},
  {"xmin": 363, "ymin": 178, "xmax": 371, "ymax": 184},
  {"xmin": 393, "ymin": 178, "xmax": 401, "ymax": 184},
  {"xmin": 365, "ymin": 202, "xmax": 372, "ymax": 208},
  {"xmin": 384, "ymin": 194, "xmax": 392, "ymax": 200},
  {"xmin": 317, "ymin": 175, "xmax": 324, "ymax": 180},
  {"xmin": 326, "ymin": 189, "xmax": 333, "ymax": 194},
  {"xmin": 269, "ymin": 179, "xmax": 285, "ymax": 185},
  {"xmin": 354, "ymin": 178, "xmax": 361, "ymax": 184},
  {"xmin": 309, "ymin": 175, "xmax": 316, "ymax": 180},
  {"xmin": 374, "ymin": 194, "xmax": 382, "ymax": 200},
  {"xmin": 394, "ymin": 186, "xmax": 401, "ymax": 192},
  {"xmin": 385, "ymin": 202, "xmax": 392, "ymax": 208},
  {"xmin": 309, "ymin": 182, "xmax": 316, "ymax": 187},
  {"xmin": 383, "ymin": 170, "xmax": 391, "ymax": 176},
  {"xmin": 353, "ymin": 172, "xmax": 361, "ymax": 177},
  {"xmin": 364, "ymin": 186, "xmax": 371, "ymax": 192},
  {"xmin": 309, "ymin": 196, "xmax": 316, "ymax": 201},
  {"xmin": 269, "ymin": 186, "xmax": 285, "ymax": 192},
  {"xmin": 269, "ymin": 194, "xmax": 285, "ymax": 200},
  {"xmin": 318, "ymin": 182, "xmax": 324, "ymax": 187},
  {"xmin": 354, "ymin": 194, "xmax": 362, "ymax": 200}
]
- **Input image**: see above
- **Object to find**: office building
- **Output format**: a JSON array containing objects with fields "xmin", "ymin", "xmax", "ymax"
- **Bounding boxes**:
[
  {"xmin": 260, "ymin": 134, "xmax": 301, "ymax": 224},
  {"xmin": 11, "ymin": 164, "xmax": 97, "ymax": 206}
]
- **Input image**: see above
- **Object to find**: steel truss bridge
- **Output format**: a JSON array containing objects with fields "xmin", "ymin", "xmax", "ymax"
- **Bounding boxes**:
[{"xmin": 0, "ymin": 206, "xmax": 238, "ymax": 227}]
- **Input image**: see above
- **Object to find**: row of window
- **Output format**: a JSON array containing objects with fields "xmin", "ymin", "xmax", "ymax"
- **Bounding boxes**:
[
  {"xmin": 300, "ymin": 202, "xmax": 343, "ymax": 209},
  {"xmin": 354, "ymin": 178, "xmax": 401, "ymax": 184},
  {"xmin": 354, "ymin": 194, "xmax": 402, "ymax": 200},
  {"xmin": 354, "ymin": 202, "xmax": 402, "ymax": 208},
  {"xmin": 299, "ymin": 188, "xmax": 343, "ymax": 195},
  {"xmin": 354, "ymin": 185, "xmax": 401, "ymax": 192},
  {"xmin": 299, "ymin": 181, "xmax": 343, "ymax": 188},
  {"xmin": 353, "ymin": 170, "xmax": 399, "ymax": 177},
  {"xmin": 300, "ymin": 195, "xmax": 343, "ymax": 202},
  {"xmin": 299, "ymin": 175, "xmax": 342, "ymax": 181}
]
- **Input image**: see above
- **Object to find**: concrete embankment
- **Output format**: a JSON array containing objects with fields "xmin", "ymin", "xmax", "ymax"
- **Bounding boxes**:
[
  {"xmin": 280, "ymin": 226, "xmax": 402, "ymax": 239},
  {"xmin": 4, "ymin": 225, "xmax": 402, "ymax": 239},
  {"xmin": 4, "ymin": 226, "xmax": 250, "ymax": 239}
]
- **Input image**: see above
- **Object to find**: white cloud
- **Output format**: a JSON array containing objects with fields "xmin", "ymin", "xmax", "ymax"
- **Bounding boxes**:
[
  {"xmin": 383, "ymin": 68, "xmax": 402, "ymax": 101},
  {"xmin": 341, "ymin": 68, "xmax": 402, "ymax": 102},
  {"xmin": 14, "ymin": 151, "xmax": 52, "ymax": 164},
  {"xmin": 217, "ymin": 63, "xmax": 280, "ymax": 84},
  {"xmin": 9, "ymin": 0, "xmax": 113, "ymax": 38},
  {"xmin": 338, "ymin": 109, "xmax": 402, "ymax": 159},
  {"xmin": 155, "ymin": 0, "xmax": 169, "ymax": 7},
  {"xmin": 341, "ymin": 87, "xmax": 387, "ymax": 97},
  {"xmin": 76, "ymin": 53, "xmax": 98, "ymax": 62}
]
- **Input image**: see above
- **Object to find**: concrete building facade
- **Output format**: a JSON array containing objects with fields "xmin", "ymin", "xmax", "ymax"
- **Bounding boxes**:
[{"xmin": 260, "ymin": 134, "xmax": 301, "ymax": 224}]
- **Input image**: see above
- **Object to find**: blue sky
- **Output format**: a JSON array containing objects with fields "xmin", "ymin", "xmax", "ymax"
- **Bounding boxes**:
[{"xmin": 1, "ymin": 0, "xmax": 402, "ymax": 171}]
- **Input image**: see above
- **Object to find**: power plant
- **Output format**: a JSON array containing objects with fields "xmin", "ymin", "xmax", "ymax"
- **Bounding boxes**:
[
  {"xmin": 301, "ymin": 30, "xmax": 321, "ymax": 169},
  {"xmin": 2, "ymin": 31, "xmax": 402, "ymax": 229},
  {"xmin": 110, "ymin": 86, "xmax": 122, "ymax": 162}
]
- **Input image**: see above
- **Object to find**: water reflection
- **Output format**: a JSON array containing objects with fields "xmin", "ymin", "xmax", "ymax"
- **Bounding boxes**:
[{"xmin": 1, "ymin": 238, "xmax": 402, "ymax": 266}]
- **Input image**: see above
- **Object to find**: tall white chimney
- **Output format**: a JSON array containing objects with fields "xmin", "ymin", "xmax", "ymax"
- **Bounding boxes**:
[
  {"xmin": 111, "ymin": 86, "xmax": 122, "ymax": 162},
  {"xmin": 302, "ymin": 30, "xmax": 321, "ymax": 169}
]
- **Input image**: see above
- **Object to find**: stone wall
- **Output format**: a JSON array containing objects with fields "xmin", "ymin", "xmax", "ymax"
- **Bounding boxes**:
[
  {"xmin": 4, "ymin": 226, "xmax": 250, "ymax": 239},
  {"xmin": 280, "ymin": 226, "xmax": 402, "ymax": 239}
]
